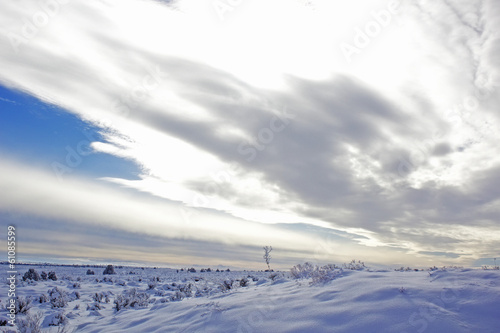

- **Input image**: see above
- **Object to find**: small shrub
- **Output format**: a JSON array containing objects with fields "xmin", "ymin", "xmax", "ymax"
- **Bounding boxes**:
[
  {"xmin": 170, "ymin": 291, "xmax": 185, "ymax": 301},
  {"xmin": 103, "ymin": 265, "xmax": 116, "ymax": 275},
  {"xmin": 39, "ymin": 294, "xmax": 49, "ymax": 304},
  {"xmin": 17, "ymin": 312, "xmax": 43, "ymax": 333},
  {"xmin": 239, "ymin": 277, "xmax": 249, "ymax": 287},
  {"xmin": 41, "ymin": 271, "xmax": 48, "ymax": 281},
  {"xmin": 87, "ymin": 302, "xmax": 104, "ymax": 311},
  {"xmin": 114, "ymin": 288, "xmax": 150, "ymax": 311},
  {"xmin": 93, "ymin": 292, "xmax": 104, "ymax": 303},
  {"xmin": 48, "ymin": 271, "xmax": 58, "ymax": 281},
  {"xmin": 269, "ymin": 273, "xmax": 280, "ymax": 281},
  {"xmin": 48, "ymin": 287, "xmax": 67, "ymax": 308},
  {"xmin": 15, "ymin": 296, "xmax": 32, "ymax": 314},
  {"xmin": 86, "ymin": 269, "xmax": 95, "ymax": 275},
  {"xmin": 220, "ymin": 280, "xmax": 234, "ymax": 292},
  {"xmin": 48, "ymin": 311, "xmax": 67, "ymax": 326},
  {"xmin": 342, "ymin": 260, "xmax": 365, "ymax": 270},
  {"xmin": 290, "ymin": 262, "xmax": 342, "ymax": 284},
  {"xmin": 23, "ymin": 268, "xmax": 40, "ymax": 282},
  {"xmin": 290, "ymin": 262, "xmax": 316, "ymax": 279},
  {"xmin": 102, "ymin": 277, "xmax": 113, "ymax": 283}
]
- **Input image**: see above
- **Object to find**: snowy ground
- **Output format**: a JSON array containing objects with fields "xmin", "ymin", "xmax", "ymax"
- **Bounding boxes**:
[{"xmin": 1, "ymin": 263, "xmax": 499, "ymax": 332}]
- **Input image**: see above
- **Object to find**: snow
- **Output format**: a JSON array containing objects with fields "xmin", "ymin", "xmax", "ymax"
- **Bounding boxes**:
[{"xmin": 1, "ymin": 263, "xmax": 499, "ymax": 332}]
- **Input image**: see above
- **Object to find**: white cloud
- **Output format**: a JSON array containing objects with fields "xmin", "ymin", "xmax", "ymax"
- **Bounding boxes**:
[
  {"xmin": 0, "ymin": 0, "xmax": 499, "ymax": 266},
  {"xmin": 0, "ymin": 159, "xmax": 318, "ymax": 251}
]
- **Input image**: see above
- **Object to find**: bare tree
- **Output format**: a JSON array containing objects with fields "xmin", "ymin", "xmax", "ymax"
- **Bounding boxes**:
[{"xmin": 263, "ymin": 246, "xmax": 273, "ymax": 271}]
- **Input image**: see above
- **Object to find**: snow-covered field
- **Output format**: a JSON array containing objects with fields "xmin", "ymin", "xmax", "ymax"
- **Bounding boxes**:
[{"xmin": 1, "ymin": 262, "xmax": 499, "ymax": 332}]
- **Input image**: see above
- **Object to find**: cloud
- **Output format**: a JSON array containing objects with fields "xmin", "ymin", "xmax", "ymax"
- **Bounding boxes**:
[{"xmin": 0, "ymin": 0, "xmax": 499, "ymax": 266}]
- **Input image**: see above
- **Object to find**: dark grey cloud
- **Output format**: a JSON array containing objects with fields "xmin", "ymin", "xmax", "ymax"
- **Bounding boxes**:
[{"xmin": 92, "ymin": 52, "xmax": 499, "ymax": 259}]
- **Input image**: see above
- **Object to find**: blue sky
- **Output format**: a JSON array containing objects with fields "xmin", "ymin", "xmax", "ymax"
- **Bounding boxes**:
[
  {"xmin": 1, "ymin": 0, "xmax": 499, "ymax": 269},
  {"xmin": 0, "ymin": 84, "xmax": 141, "ymax": 181}
]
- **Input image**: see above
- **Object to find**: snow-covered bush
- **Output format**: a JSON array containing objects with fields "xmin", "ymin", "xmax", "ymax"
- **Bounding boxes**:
[
  {"xmin": 290, "ymin": 263, "xmax": 343, "ymax": 284},
  {"xmin": 114, "ymin": 288, "xmax": 150, "ymax": 311},
  {"xmin": 103, "ymin": 265, "xmax": 116, "ymax": 275},
  {"xmin": 311, "ymin": 265, "xmax": 342, "ymax": 285},
  {"xmin": 48, "ymin": 287, "xmax": 67, "ymax": 308},
  {"xmin": 395, "ymin": 267, "xmax": 414, "ymax": 272},
  {"xmin": 269, "ymin": 272, "xmax": 280, "ymax": 281},
  {"xmin": 87, "ymin": 302, "xmax": 104, "ymax": 311},
  {"xmin": 93, "ymin": 292, "xmax": 111, "ymax": 303},
  {"xmin": 290, "ymin": 262, "xmax": 316, "ymax": 279},
  {"xmin": 71, "ymin": 291, "xmax": 81, "ymax": 300},
  {"xmin": 41, "ymin": 271, "xmax": 48, "ymax": 281},
  {"xmin": 48, "ymin": 311, "xmax": 67, "ymax": 326},
  {"xmin": 239, "ymin": 277, "xmax": 249, "ymax": 287},
  {"xmin": 170, "ymin": 291, "xmax": 186, "ymax": 302},
  {"xmin": 23, "ymin": 268, "xmax": 40, "ymax": 281},
  {"xmin": 220, "ymin": 279, "xmax": 234, "ymax": 292},
  {"xmin": 342, "ymin": 260, "xmax": 365, "ymax": 270},
  {"xmin": 86, "ymin": 269, "xmax": 95, "ymax": 275},
  {"xmin": 17, "ymin": 312, "xmax": 43, "ymax": 333},
  {"xmin": 102, "ymin": 277, "xmax": 113, "ymax": 283},
  {"xmin": 48, "ymin": 271, "xmax": 58, "ymax": 281},
  {"xmin": 39, "ymin": 294, "xmax": 49, "ymax": 304},
  {"xmin": 155, "ymin": 289, "xmax": 168, "ymax": 297},
  {"xmin": 15, "ymin": 296, "xmax": 32, "ymax": 314}
]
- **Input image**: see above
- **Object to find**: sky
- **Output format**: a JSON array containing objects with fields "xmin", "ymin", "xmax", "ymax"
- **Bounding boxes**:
[{"xmin": 0, "ymin": 0, "xmax": 499, "ymax": 270}]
